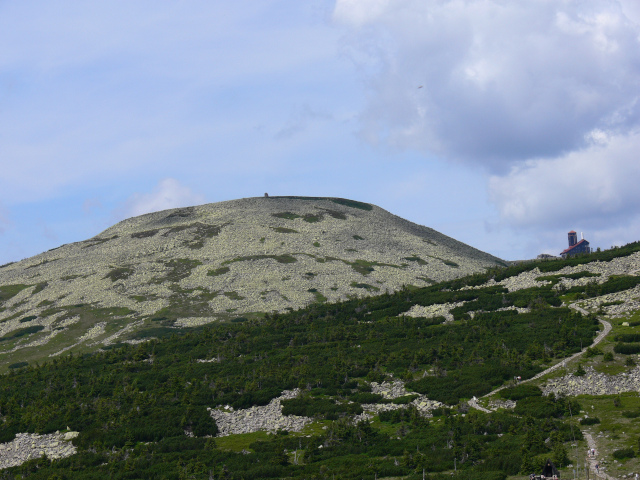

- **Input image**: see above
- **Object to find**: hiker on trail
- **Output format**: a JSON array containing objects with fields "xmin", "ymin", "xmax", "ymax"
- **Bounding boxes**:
[
  {"xmin": 596, "ymin": 463, "xmax": 599, "ymax": 474},
  {"xmin": 592, "ymin": 448, "xmax": 595, "ymax": 457}
]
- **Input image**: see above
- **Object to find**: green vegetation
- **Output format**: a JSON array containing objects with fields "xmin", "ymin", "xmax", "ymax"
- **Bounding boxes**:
[
  {"xmin": 207, "ymin": 266, "xmax": 230, "ymax": 276},
  {"xmin": 2, "ymin": 236, "xmax": 640, "ymax": 477},
  {"xmin": 223, "ymin": 291, "xmax": 245, "ymax": 301},
  {"xmin": 0, "ymin": 325, "xmax": 45, "ymax": 342},
  {"xmin": 222, "ymin": 254, "xmax": 297, "ymax": 265},
  {"xmin": 272, "ymin": 212, "xmax": 301, "ymax": 220},
  {"xmin": 347, "ymin": 259, "xmax": 400, "ymax": 276},
  {"xmin": 0, "ymin": 300, "xmax": 582, "ymax": 478},
  {"xmin": 104, "ymin": 266, "xmax": 134, "ymax": 282},
  {"xmin": 0, "ymin": 284, "xmax": 30, "ymax": 304},
  {"xmin": 350, "ymin": 282, "xmax": 380, "ymax": 292},
  {"xmin": 272, "ymin": 227, "xmax": 298, "ymax": 234},
  {"xmin": 271, "ymin": 196, "xmax": 372, "ymax": 211},
  {"xmin": 404, "ymin": 255, "xmax": 428, "ymax": 265},
  {"xmin": 131, "ymin": 228, "xmax": 160, "ymax": 238},
  {"xmin": 82, "ymin": 235, "xmax": 118, "ymax": 249},
  {"xmin": 153, "ymin": 258, "xmax": 202, "ymax": 283}
]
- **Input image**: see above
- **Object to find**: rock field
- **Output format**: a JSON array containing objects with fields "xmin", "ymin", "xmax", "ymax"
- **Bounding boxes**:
[
  {"xmin": 542, "ymin": 366, "xmax": 640, "ymax": 397},
  {"xmin": 209, "ymin": 389, "xmax": 312, "ymax": 436},
  {"xmin": 0, "ymin": 431, "xmax": 78, "ymax": 470}
]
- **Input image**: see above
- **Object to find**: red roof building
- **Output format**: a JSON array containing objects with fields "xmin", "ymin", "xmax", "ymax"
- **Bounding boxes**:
[{"xmin": 560, "ymin": 231, "xmax": 590, "ymax": 258}]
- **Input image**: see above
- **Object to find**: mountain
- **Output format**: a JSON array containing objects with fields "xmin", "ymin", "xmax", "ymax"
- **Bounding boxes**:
[{"xmin": 0, "ymin": 196, "xmax": 504, "ymax": 368}]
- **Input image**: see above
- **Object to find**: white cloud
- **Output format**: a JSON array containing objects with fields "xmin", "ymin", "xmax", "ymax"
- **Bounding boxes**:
[
  {"xmin": 488, "ymin": 128, "xmax": 640, "ymax": 233},
  {"xmin": 333, "ymin": 0, "xmax": 640, "ymax": 167},
  {"xmin": 120, "ymin": 179, "xmax": 205, "ymax": 219}
]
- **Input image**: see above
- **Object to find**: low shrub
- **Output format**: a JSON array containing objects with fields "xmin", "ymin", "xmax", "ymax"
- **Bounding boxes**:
[
  {"xmin": 614, "ymin": 343, "xmax": 640, "ymax": 355},
  {"xmin": 585, "ymin": 346, "xmax": 602, "ymax": 357},
  {"xmin": 613, "ymin": 448, "xmax": 635, "ymax": 460},
  {"xmin": 500, "ymin": 384, "xmax": 543, "ymax": 401},
  {"xmin": 8, "ymin": 362, "xmax": 28, "ymax": 369},
  {"xmin": 615, "ymin": 334, "xmax": 640, "ymax": 342},
  {"xmin": 579, "ymin": 417, "xmax": 600, "ymax": 425},
  {"xmin": 621, "ymin": 410, "xmax": 640, "ymax": 418}
]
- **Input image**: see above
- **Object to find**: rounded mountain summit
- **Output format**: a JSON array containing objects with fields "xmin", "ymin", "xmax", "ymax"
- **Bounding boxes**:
[{"xmin": 0, "ymin": 197, "xmax": 505, "ymax": 365}]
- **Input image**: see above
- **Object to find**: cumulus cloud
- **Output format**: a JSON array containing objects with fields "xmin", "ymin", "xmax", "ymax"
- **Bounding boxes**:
[
  {"xmin": 489, "ymin": 129, "xmax": 640, "ymax": 227},
  {"xmin": 335, "ymin": 0, "xmax": 640, "ymax": 249},
  {"xmin": 119, "ymin": 179, "xmax": 205, "ymax": 219},
  {"xmin": 333, "ymin": 0, "xmax": 640, "ymax": 167}
]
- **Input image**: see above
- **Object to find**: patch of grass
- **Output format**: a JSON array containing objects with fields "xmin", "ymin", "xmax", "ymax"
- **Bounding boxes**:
[
  {"xmin": 352, "ymin": 235, "xmax": 364, "ymax": 240},
  {"xmin": 330, "ymin": 198, "xmax": 372, "ymax": 211},
  {"xmin": 19, "ymin": 316, "xmax": 37, "ymax": 323},
  {"xmin": 131, "ymin": 229, "xmax": 160, "ymax": 239},
  {"xmin": 60, "ymin": 275, "xmax": 82, "ymax": 281},
  {"xmin": 350, "ymin": 282, "xmax": 380, "ymax": 292},
  {"xmin": 37, "ymin": 300, "xmax": 54, "ymax": 308},
  {"xmin": 0, "ymin": 325, "xmax": 45, "ymax": 342},
  {"xmin": 403, "ymin": 255, "xmax": 428, "ymax": 265},
  {"xmin": 82, "ymin": 235, "xmax": 118, "ymax": 249},
  {"xmin": 0, "ymin": 284, "xmax": 30, "ymax": 304},
  {"xmin": 32, "ymin": 282, "xmax": 48, "ymax": 295},
  {"xmin": 25, "ymin": 259, "xmax": 59, "ymax": 270},
  {"xmin": 259, "ymin": 237, "xmax": 265, "ymax": 243},
  {"xmin": 130, "ymin": 295, "xmax": 158, "ymax": 303},
  {"xmin": 154, "ymin": 259, "xmax": 202, "ymax": 283},
  {"xmin": 348, "ymin": 259, "xmax": 399, "ymax": 276},
  {"xmin": 272, "ymin": 227, "xmax": 298, "ymax": 234},
  {"xmin": 313, "ymin": 241, "xmax": 320, "ymax": 247},
  {"xmin": 272, "ymin": 212, "xmax": 302, "ymax": 220},
  {"xmin": 308, "ymin": 289, "xmax": 327, "ymax": 303},
  {"xmin": 223, "ymin": 291, "xmax": 245, "ymax": 301},
  {"xmin": 222, "ymin": 255, "xmax": 297, "ymax": 265},
  {"xmin": 215, "ymin": 431, "xmax": 271, "ymax": 452},
  {"xmin": 104, "ymin": 267, "xmax": 134, "ymax": 282},
  {"xmin": 319, "ymin": 208, "xmax": 347, "ymax": 220},
  {"xmin": 269, "ymin": 196, "xmax": 372, "ymax": 211},
  {"xmin": 443, "ymin": 259, "xmax": 459, "ymax": 267},
  {"xmin": 8, "ymin": 361, "xmax": 28, "ymax": 369},
  {"xmin": 207, "ymin": 267, "xmax": 230, "ymax": 277},
  {"xmin": 183, "ymin": 223, "xmax": 225, "ymax": 249},
  {"xmin": 416, "ymin": 276, "xmax": 435, "ymax": 284}
]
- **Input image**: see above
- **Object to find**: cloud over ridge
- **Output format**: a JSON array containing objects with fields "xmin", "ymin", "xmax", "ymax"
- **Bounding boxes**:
[
  {"xmin": 334, "ymin": 0, "xmax": 640, "ymax": 247},
  {"xmin": 334, "ymin": 0, "xmax": 640, "ymax": 165}
]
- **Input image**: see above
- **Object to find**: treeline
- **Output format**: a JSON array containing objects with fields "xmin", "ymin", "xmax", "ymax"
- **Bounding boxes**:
[{"xmin": 0, "ymin": 241, "xmax": 633, "ymax": 478}]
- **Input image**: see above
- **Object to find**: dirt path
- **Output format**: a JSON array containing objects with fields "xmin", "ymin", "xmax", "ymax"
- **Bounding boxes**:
[
  {"xmin": 584, "ymin": 431, "xmax": 618, "ymax": 480},
  {"xmin": 468, "ymin": 305, "xmax": 611, "ymax": 413}
]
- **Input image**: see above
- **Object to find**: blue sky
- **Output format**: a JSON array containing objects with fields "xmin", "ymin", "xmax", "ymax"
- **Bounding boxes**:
[{"xmin": 2, "ymin": 0, "xmax": 640, "ymax": 264}]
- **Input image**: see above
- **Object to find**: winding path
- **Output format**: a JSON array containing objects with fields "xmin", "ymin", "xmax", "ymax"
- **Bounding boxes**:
[{"xmin": 468, "ymin": 305, "xmax": 611, "ymax": 413}]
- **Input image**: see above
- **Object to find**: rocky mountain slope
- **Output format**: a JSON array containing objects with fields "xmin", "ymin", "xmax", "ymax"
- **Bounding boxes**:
[{"xmin": 0, "ymin": 196, "xmax": 503, "ymax": 368}]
